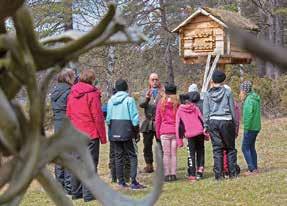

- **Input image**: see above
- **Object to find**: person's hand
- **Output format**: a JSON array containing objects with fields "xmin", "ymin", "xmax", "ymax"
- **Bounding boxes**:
[
  {"xmin": 146, "ymin": 89, "xmax": 152, "ymax": 99},
  {"xmin": 177, "ymin": 139, "xmax": 184, "ymax": 148},
  {"xmin": 203, "ymin": 129, "xmax": 210, "ymax": 141},
  {"xmin": 177, "ymin": 143, "xmax": 184, "ymax": 148},
  {"xmin": 135, "ymin": 133, "xmax": 140, "ymax": 143}
]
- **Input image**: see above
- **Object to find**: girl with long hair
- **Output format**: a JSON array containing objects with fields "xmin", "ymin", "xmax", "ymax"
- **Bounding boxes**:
[{"xmin": 155, "ymin": 84, "xmax": 179, "ymax": 182}]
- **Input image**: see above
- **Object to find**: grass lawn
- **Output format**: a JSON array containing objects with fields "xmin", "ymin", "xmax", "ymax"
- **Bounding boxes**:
[{"xmin": 21, "ymin": 118, "xmax": 287, "ymax": 206}]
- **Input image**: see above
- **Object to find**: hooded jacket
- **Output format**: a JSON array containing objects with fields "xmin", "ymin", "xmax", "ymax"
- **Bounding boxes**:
[
  {"xmin": 66, "ymin": 82, "xmax": 106, "ymax": 144},
  {"xmin": 176, "ymin": 103, "xmax": 204, "ymax": 146},
  {"xmin": 106, "ymin": 91, "xmax": 139, "ymax": 141},
  {"xmin": 51, "ymin": 83, "xmax": 71, "ymax": 121},
  {"xmin": 203, "ymin": 86, "xmax": 236, "ymax": 129},
  {"xmin": 243, "ymin": 91, "xmax": 261, "ymax": 131},
  {"xmin": 155, "ymin": 100, "xmax": 178, "ymax": 139}
]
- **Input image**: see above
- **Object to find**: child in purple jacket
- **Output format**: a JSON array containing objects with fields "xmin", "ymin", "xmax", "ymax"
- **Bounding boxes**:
[{"xmin": 176, "ymin": 94, "xmax": 205, "ymax": 182}]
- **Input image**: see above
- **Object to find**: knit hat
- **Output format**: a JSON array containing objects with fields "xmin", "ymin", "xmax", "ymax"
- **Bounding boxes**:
[
  {"xmin": 212, "ymin": 70, "xmax": 226, "ymax": 84},
  {"xmin": 188, "ymin": 84, "xmax": 198, "ymax": 92},
  {"xmin": 115, "ymin": 79, "xmax": 128, "ymax": 91},
  {"xmin": 240, "ymin": 80, "xmax": 252, "ymax": 93},
  {"xmin": 165, "ymin": 84, "xmax": 177, "ymax": 95}
]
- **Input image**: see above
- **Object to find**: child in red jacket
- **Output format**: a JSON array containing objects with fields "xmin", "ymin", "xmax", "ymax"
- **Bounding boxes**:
[
  {"xmin": 155, "ymin": 84, "xmax": 179, "ymax": 182},
  {"xmin": 176, "ymin": 94, "xmax": 205, "ymax": 182}
]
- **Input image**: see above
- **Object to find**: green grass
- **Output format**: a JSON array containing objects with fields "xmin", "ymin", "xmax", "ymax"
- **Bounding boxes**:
[{"xmin": 21, "ymin": 118, "xmax": 287, "ymax": 206}]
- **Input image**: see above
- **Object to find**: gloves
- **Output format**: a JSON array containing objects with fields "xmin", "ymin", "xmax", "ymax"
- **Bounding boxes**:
[
  {"xmin": 133, "ymin": 125, "xmax": 140, "ymax": 143},
  {"xmin": 203, "ymin": 130, "xmax": 210, "ymax": 141}
]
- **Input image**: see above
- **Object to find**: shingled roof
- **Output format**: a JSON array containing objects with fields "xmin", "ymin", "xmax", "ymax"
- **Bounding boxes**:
[{"xmin": 172, "ymin": 7, "xmax": 259, "ymax": 32}]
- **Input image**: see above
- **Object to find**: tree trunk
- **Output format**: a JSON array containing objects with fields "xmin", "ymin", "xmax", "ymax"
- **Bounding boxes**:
[
  {"xmin": 166, "ymin": 39, "xmax": 174, "ymax": 84},
  {"xmin": 159, "ymin": 0, "xmax": 175, "ymax": 84},
  {"xmin": 273, "ymin": 0, "xmax": 284, "ymax": 78},
  {"xmin": 107, "ymin": 46, "xmax": 116, "ymax": 97},
  {"xmin": 264, "ymin": 0, "xmax": 285, "ymax": 79},
  {"xmin": 237, "ymin": 0, "xmax": 242, "ymax": 15},
  {"xmin": 63, "ymin": 0, "xmax": 73, "ymax": 31}
]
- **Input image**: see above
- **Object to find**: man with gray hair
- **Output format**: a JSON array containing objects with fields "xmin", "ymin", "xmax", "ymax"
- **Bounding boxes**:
[{"xmin": 139, "ymin": 73, "xmax": 163, "ymax": 173}]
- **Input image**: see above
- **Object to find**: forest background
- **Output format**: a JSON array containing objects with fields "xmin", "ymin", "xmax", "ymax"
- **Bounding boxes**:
[{"xmin": 20, "ymin": 0, "xmax": 287, "ymax": 121}]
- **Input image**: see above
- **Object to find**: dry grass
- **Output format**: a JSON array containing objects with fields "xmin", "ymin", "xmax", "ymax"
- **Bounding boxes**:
[{"xmin": 21, "ymin": 118, "xmax": 287, "ymax": 206}]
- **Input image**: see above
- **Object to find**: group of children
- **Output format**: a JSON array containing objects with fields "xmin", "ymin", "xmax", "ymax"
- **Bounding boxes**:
[
  {"xmin": 155, "ymin": 70, "xmax": 261, "ymax": 182},
  {"xmin": 51, "ymin": 68, "xmax": 261, "ymax": 202}
]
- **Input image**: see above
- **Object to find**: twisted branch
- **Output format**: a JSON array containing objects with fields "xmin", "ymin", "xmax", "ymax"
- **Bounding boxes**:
[{"xmin": 0, "ymin": 2, "xmax": 163, "ymax": 206}]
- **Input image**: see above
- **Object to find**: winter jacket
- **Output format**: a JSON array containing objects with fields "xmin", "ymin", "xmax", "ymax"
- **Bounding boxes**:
[
  {"xmin": 203, "ymin": 86, "xmax": 236, "ymax": 129},
  {"xmin": 106, "ymin": 91, "xmax": 139, "ymax": 141},
  {"xmin": 155, "ymin": 99, "xmax": 178, "ymax": 139},
  {"xmin": 176, "ymin": 103, "xmax": 204, "ymax": 146},
  {"xmin": 139, "ymin": 88, "xmax": 162, "ymax": 133},
  {"xmin": 243, "ymin": 91, "xmax": 261, "ymax": 132},
  {"xmin": 66, "ymin": 82, "xmax": 107, "ymax": 144},
  {"xmin": 51, "ymin": 83, "xmax": 71, "ymax": 121}
]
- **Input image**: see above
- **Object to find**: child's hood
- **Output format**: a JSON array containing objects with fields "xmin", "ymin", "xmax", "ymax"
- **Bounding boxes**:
[{"xmin": 178, "ymin": 103, "xmax": 197, "ymax": 113}]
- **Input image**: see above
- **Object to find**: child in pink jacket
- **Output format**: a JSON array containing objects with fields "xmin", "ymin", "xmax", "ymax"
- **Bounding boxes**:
[
  {"xmin": 155, "ymin": 84, "xmax": 179, "ymax": 182},
  {"xmin": 176, "ymin": 94, "xmax": 205, "ymax": 182}
]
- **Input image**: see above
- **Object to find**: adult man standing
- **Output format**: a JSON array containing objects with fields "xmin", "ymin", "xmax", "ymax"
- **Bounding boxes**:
[{"xmin": 139, "ymin": 73, "xmax": 162, "ymax": 173}]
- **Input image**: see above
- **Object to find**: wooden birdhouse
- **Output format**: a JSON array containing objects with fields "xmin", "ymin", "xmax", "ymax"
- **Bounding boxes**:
[{"xmin": 172, "ymin": 7, "xmax": 259, "ymax": 64}]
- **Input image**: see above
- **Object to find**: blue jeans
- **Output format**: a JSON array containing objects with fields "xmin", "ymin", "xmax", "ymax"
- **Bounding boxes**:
[{"xmin": 242, "ymin": 131, "xmax": 259, "ymax": 172}]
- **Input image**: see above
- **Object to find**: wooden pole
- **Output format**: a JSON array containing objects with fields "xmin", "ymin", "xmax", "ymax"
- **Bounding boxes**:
[{"xmin": 218, "ymin": 64, "xmax": 226, "ymax": 71}]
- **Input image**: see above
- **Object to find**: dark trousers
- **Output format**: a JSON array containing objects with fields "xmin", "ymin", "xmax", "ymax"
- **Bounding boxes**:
[
  {"xmin": 55, "ymin": 164, "xmax": 72, "ymax": 194},
  {"xmin": 71, "ymin": 139, "xmax": 99, "ymax": 201},
  {"xmin": 187, "ymin": 135, "xmax": 205, "ymax": 176},
  {"xmin": 54, "ymin": 120, "xmax": 71, "ymax": 194},
  {"xmin": 143, "ymin": 131, "xmax": 162, "ymax": 164},
  {"xmin": 109, "ymin": 141, "xmax": 131, "ymax": 182},
  {"xmin": 209, "ymin": 120, "xmax": 237, "ymax": 179},
  {"xmin": 242, "ymin": 131, "xmax": 259, "ymax": 172},
  {"xmin": 114, "ymin": 139, "xmax": 138, "ymax": 184}
]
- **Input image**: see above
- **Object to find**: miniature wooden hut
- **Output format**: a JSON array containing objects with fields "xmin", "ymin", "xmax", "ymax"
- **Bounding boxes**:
[{"xmin": 172, "ymin": 7, "xmax": 259, "ymax": 64}]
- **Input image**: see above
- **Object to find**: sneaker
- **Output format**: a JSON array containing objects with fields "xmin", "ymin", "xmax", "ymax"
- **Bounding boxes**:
[
  {"xmin": 215, "ymin": 175, "xmax": 224, "ymax": 181},
  {"xmin": 170, "ymin": 175, "xmax": 177, "ymax": 181},
  {"xmin": 118, "ymin": 182, "xmax": 129, "ymax": 189},
  {"xmin": 164, "ymin": 175, "xmax": 170, "ymax": 182},
  {"xmin": 111, "ymin": 177, "xmax": 117, "ymax": 183},
  {"xmin": 196, "ymin": 172, "xmax": 203, "ymax": 180},
  {"xmin": 188, "ymin": 176, "xmax": 197, "ymax": 183},
  {"xmin": 223, "ymin": 172, "xmax": 229, "ymax": 179},
  {"xmin": 71, "ymin": 195, "xmax": 82, "ymax": 200},
  {"xmin": 244, "ymin": 170, "xmax": 259, "ymax": 176},
  {"xmin": 143, "ymin": 164, "xmax": 154, "ymax": 173},
  {"xmin": 83, "ymin": 197, "xmax": 95, "ymax": 202},
  {"xmin": 253, "ymin": 169, "xmax": 259, "ymax": 174},
  {"xmin": 130, "ymin": 181, "xmax": 146, "ymax": 190}
]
